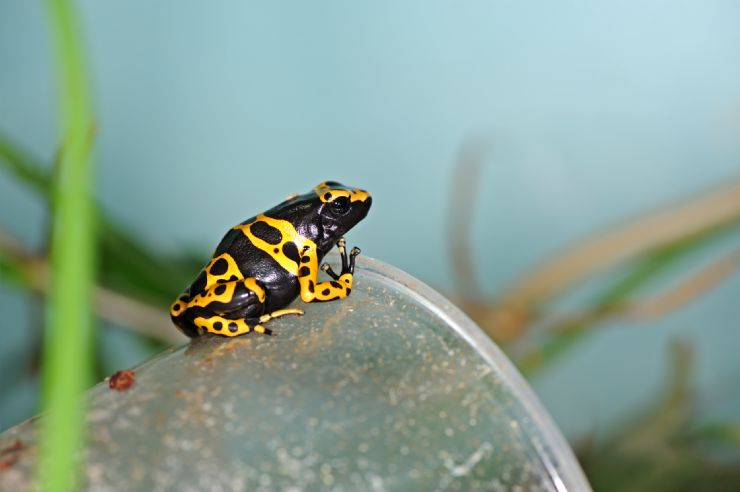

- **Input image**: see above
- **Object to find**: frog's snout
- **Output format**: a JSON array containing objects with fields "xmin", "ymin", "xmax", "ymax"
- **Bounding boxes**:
[{"xmin": 360, "ymin": 195, "xmax": 372, "ymax": 218}]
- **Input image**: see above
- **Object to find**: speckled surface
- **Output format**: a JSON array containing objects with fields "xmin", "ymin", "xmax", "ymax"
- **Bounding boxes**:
[{"xmin": 0, "ymin": 256, "xmax": 590, "ymax": 491}]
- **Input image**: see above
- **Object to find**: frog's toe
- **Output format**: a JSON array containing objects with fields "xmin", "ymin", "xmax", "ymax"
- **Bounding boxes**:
[
  {"xmin": 253, "ymin": 325, "xmax": 273, "ymax": 336},
  {"xmin": 348, "ymin": 246, "xmax": 361, "ymax": 273},
  {"xmin": 321, "ymin": 262, "xmax": 341, "ymax": 280}
]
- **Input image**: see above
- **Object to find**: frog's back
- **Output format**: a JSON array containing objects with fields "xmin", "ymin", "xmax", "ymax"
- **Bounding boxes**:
[{"xmin": 186, "ymin": 218, "xmax": 298, "ymax": 306}]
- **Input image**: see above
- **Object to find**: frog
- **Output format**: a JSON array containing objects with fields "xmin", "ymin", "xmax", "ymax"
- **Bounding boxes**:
[{"xmin": 170, "ymin": 181, "xmax": 372, "ymax": 337}]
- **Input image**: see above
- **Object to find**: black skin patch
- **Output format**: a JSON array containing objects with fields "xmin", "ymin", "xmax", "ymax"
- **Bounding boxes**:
[
  {"xmin": 214, "ymin": 321, "xmax": 222, "ymax": 330},
  {"xmin": 330, "ymin": 281, "xmax": 342, "ymax": 289},
  {"xmin": 251, "ymin": 221, "xmax": 282, "ymax": 245},
  {"xmin": 173, "ymin": 303, "xmax": 181, "ymax": 311},
  {"xmin": 229, "ymin": 275, "xmax": 239, "ymax": 281},
  {"xmin": 301, "ymin": 256, "xmax": 310, "ymax": 263},
  {"xmin": 214, "ymin": 284, "xmax": 227, "ymax": 295},
  {"xmin": 190, "ymin": 275, "xmax": 207, "ymax": 297},
  {"xmin": 229, "ymin": 322, "xmax": 238, "ymax": 332},
  {"xmin": 298, "ymin": 266, "xmax": 310, "ymax": 277},
  {"xmin": 210, "ymin": 257, "xmax": 229, "ymax": 276},
  {"xmin": 322, "ymin": 288, "xmax": 331, "ymax": 296},
  {"xmin": 282, "ymin": 242, "xmax": 301, "ymax": 264},
  {"xmin": 308, "ymin": 280, "xmax": 315, "ymax": 293},
  {"xmin": 323, "ymin": 192, "xmax": 332, "ymax": 201}
]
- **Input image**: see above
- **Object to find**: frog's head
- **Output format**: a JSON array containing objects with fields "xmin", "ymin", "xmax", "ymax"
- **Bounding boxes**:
[{"xmin": 313, "ymin": 181, "xmax": 372, "ymax": 253}]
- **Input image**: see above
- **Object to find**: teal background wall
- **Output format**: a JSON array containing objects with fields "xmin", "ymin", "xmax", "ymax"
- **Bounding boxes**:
[{"xmin": 1, "ymin": 0, "xmax": 739, "ymax": 447}]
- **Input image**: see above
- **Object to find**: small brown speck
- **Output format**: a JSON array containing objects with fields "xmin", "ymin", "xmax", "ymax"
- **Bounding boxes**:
[
  {"xmin": 108, "ymin": 370, "xmax": 136, "ymax": 391},
  {"xmin": 0, "ymin": 455, "xmax": 19, "ymax": 471},
  {"xmin": 0, "ymin": 439, "xmax": 25, "ymax": 471},
  {"xmin": 0, "ymin": 440, "xmax": 24, "ymax": 457}
]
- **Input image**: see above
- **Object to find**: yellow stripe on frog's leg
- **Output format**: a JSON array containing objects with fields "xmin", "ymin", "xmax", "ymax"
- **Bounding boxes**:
[
  {"xmin": 184, "ymin": 278, "xmax": 266, "ymax": 312},
  {"xmin": 172, "ymin": 277, "xmax": 268, "ymax": 338},
  {"xmin": 203, "ymin": 253, "xmax": 244, "ymax": 290},
  {"xmin": 296, "ymin": 246, "xmax": 354, "ymax": 303},
  {"xmin": 312, "ymin": 273, "xmax": 353, "ymax": 301},
  {"xmin": 192, "ymin": 308, "xmax": 302, "ymax": 338},
  {"xmin": 193, "ymin": 316, "xmax": 256, "ymax": 337},
  {"xmin": 169, "ymin": 292, "xmax": 192, "ymax": 318},
  {"xmin": 252, "ymin": 324, "xmax": 270, "ymax": 335},
  {"xmin": 258, "ymin": 308, "xmax": 304, "ymax": 323},
  {"xmin": 170, "ymin": 254, "xmax": 246, "ymax": 324}
]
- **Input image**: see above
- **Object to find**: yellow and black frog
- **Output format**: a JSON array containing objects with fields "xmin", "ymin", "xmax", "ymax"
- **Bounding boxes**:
[{"xmin": 170, "ymin": 181, "xmax": 372, "ymax": 337}]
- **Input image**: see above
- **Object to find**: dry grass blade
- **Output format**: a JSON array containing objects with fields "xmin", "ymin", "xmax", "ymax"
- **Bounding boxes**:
[
  {"xmin": 543, "ymin": 246, "xmax": 740, "ymax": 334},
  {"xmin": 95, "ymin": 287, "xmax": 183, "ymax": 343},
  {"xmin": 513, "ymin": 245, "xmax": 740, "ymax": 374},
  {"xmin": 447, "ymin": 139, "xmax": 491, "ymax": 300},
  {"xmin": 500, "ymin": 179, "xmax": 740, "ymax": 309},
  {"xmin": 626, "ymin": 248, "xmax": 740, "ymax": 320},
  {"xmin": 0, "ymin": 231, "xmax": 185, "ymax": 344}
]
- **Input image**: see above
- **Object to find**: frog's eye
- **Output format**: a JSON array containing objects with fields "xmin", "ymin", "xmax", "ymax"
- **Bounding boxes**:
[{"xmin": 330, "ymin": 196, "xmax": 350, "ymax": 215}]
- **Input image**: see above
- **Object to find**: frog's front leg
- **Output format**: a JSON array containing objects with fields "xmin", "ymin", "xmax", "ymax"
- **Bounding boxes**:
[{"xmin": 298, "ymin": 238, "xmax": 360, "ymax": 302}]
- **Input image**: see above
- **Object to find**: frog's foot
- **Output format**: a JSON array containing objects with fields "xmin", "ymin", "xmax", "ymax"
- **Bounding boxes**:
[
  {"xmin": 242, "ymin": 309, "xmax": 304, "ymax": 337},
  {"xmin": 321, "ymin": 238, "xmax": 361, "ymax": 280},
  {"xmin": 258, "ymin": 308, "xmax": 304, "ymax": 323}
]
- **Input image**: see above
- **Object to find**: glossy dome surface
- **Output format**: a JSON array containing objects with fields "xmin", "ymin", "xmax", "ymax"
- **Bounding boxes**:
[{"xmin": 0, "ymin": 256, "xmax": 590, "ymax": 491}]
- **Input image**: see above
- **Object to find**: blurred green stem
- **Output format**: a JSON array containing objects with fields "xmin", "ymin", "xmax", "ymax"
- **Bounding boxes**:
[{"xmin": 38, "ymin": 0, "xmax": 96, "ymax": 491}]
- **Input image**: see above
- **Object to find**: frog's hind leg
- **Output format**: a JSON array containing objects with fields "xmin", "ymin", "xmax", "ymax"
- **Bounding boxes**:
[
  {"xmin": 173, "ymin": 278, "xmax": 268, "ymax": 337},
  {"xmin": 192, "ymin": 315, "xmax": 263, "ymax": 337},
  {"xmin": 192, "ymin": 308, "xmax": 303, "ymax": 337},
  {"xmin": 171, "ymin": 292, "xmax": 200, "ymax": 337},
  {"xmin": 177, "ymin": 277, "xmax": 304, "ymax": 337}
]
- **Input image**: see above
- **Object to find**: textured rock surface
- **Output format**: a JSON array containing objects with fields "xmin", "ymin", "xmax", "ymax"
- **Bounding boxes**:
[{"xmin": 0, "ymin": 256, "xmax": 590, "ymax": 491}]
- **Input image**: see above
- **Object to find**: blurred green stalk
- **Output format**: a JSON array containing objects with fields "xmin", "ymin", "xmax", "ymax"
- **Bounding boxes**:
[{"xmin": 38, "ymin": 0, "xmax": 96, "ymax": 491}]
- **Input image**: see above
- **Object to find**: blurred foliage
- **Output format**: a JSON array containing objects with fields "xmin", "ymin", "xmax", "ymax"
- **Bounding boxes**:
[
  {"xmin": 4, "ymin": 129, "xmax": 740, "ymax": 489},
  {"xmin": 579, "ymin": 342, "xmax": 740, "ymax": 491},
  {"xmin": 516, "ymin": 218, "xmax": 740, "ymax": 376},
  {"xmin": 1, "ymin": 47, "xmax": 740, "ymax": 492}
]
